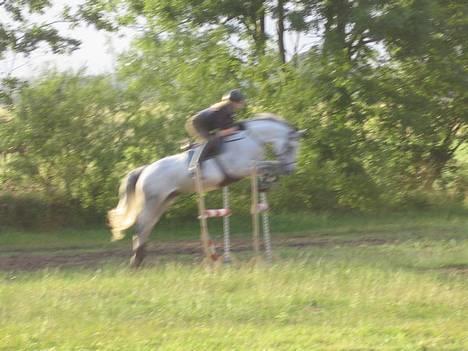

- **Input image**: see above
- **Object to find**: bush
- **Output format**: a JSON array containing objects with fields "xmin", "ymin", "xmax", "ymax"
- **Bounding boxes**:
[{"xmin": 0, "ymin": 193, "xmax": 104, "ymax": 230}]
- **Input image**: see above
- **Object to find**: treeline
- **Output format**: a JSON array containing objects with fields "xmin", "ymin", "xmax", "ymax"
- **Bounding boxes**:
[{"xmin": 0, "ymin": 0, "xmax": 467, "ymax": 228}]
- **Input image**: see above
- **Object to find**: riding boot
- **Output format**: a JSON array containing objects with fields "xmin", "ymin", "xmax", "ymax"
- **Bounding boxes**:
[
  {"xmin": 201, "ymin": 136, "xmax": 221, "ymax": 159},
  {"xmin": 188, "ymin": 136, "xmax": 221, "ymax": 175}
]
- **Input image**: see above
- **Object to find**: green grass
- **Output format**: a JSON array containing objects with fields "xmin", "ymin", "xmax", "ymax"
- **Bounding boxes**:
[
  {"xmin": 0, "ymin": 212, "xmax": 467, "ymax": 350},
  {"xmin": 0, "ymin": 245, "xmax": 467, "ymax": 350}
]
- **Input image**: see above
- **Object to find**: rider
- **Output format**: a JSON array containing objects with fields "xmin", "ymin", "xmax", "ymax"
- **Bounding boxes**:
[{"xmin": 187, "ymin": 89, "xmax": 246, "ymax": 170}]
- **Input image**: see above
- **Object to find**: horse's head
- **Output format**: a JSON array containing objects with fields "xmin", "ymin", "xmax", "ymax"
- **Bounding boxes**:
[
  {"xmin": 246, "ymin": 114, "xmax": 305, "ymax": 174},
  {"xmin": 276, "ymin": 128, "xmax": 306, "ymax": 174}
]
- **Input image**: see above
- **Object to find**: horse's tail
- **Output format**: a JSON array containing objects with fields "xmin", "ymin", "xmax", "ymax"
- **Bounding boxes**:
[{"xmin": 108, "ymin": 166, "xmax": 147, "ymax": 241}]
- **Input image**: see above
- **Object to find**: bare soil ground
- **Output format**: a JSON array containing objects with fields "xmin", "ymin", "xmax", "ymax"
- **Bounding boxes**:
[{"xmin": 0, "ymin": 236, "xmax": 391, "ymax": 271}]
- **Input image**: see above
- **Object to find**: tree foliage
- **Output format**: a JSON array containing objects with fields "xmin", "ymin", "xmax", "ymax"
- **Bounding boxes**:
[
  {"xmin": 0, "ymin": 0, "xmax": 118, "ymax": 104},
  {"xmin": 1, "ymin": 0, "xmax": 467, "ymax": 227}
]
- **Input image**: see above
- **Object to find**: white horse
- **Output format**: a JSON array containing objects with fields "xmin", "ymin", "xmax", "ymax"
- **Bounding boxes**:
[{"xmin": 108, "ymin": 114, "xmax": 304, "ymax": 267}]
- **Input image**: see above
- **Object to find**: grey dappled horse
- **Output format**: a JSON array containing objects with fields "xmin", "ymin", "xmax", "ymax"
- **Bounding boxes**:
[{"xmin": 108, "ymin": 114, "xmax": 304, "ymax": 267}]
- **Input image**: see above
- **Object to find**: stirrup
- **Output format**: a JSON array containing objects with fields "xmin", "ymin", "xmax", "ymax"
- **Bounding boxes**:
[
  {"xmin": 188, "ymin": 144, "xmax": 206, "ymax": 175},
  {"xmin": 189, "ymin": 164, "xmax": 198, "ymax": 177}
]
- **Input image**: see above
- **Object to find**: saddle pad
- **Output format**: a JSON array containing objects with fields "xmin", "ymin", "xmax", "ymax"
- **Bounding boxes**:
[{"xmin": 186, "ymin": 132, "xmax": 245, "ymax": 166}]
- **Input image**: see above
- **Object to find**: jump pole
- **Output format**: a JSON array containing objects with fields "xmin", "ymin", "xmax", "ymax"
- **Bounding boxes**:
[
  {"xmin": 194, "ymin": 163, "xmax": 272, "ymax": 265},
  {"xmin": 195, "ymin": 165, "xmax": 234, "ymax": 265},
  {"xmin": 222, "ymin": 186, "xmax": 232, "ymax": 263},
  {"xmin": 194, "ymin": 165, "xmax": 219, "ymax": 263},
  {"xmin": 260, "ymin": 192, "xmax": 272, "ymax": 262},
  {"xmin": 251, "ymin": 165, "xmax": 261, "ymax": 259},
  {"xmin": 251, "ymin": 163, "xmax": 273, "ymax": 263}
]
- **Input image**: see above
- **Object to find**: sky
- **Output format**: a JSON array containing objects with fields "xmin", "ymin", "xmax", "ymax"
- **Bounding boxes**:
[
  {"xmin": 1, "ymin": 29, "xmax": 134, "ymax": 78},
  {"xmin": 0, "ymin": 0, "xmax": 135, "ymax": 78}
]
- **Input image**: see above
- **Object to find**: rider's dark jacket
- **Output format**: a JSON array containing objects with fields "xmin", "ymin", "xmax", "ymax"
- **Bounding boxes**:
[{"xmin": 191, "ymin": 101, "xmax": 236, "ymax": 139}]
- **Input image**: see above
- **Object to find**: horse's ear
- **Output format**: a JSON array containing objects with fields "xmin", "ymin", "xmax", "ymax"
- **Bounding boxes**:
[{"xmin": 295, "ymin": 129, "xmax": 307, "ymax": 138}]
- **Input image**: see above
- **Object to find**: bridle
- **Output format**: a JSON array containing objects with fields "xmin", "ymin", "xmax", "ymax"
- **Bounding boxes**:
[
  {"xmin": 276, "ymin": 130, "xmax": 299, "ymax": 170},
  {"xmin": 247, "ymin": 126, "xmax": 299, "ymax": 173}
]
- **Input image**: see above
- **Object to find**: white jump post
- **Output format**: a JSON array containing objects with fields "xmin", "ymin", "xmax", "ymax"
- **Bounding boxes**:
[
  {"xmin": 195, "ymin": 163, "xmax": 273, "ymax": 265},
  {"xmin": 260, "ymin": 192, "xmax": 272, "ymax": 262},
  {"xmin": 251, "ymin": 165, "xmax": 261, "ymax": 258},
  {"xmin": 223, "ymin": 186, "xmax": 232, "ymax": 263},
  {"xmin": 194, "ymin": 165, "xmax": 232, "ymax": 264},
  {"xmin": 251, "ymin": 163, "xmax": 273, "ymax": 263}
]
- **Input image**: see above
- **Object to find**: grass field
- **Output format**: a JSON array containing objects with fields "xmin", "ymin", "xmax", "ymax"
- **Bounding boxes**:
[{"xmin": 0, "ymin": 212, "xmax": 467, "ymax": 350}]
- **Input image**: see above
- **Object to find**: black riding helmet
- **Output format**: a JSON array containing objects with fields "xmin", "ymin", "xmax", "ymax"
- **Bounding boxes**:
[{"xmin": 222, "ymin": 89, "xmax": 246, "ymax": 103}]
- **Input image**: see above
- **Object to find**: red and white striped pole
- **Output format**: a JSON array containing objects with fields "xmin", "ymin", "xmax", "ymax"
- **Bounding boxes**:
[{"xmin": 199, "ymin": 208, "xmax": 231, "ymax": 218}]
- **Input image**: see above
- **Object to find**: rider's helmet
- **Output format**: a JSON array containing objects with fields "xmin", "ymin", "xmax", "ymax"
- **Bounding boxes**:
[{"xmin": 222, "ymin": 89, "xmax": 246, "ymax": 103}]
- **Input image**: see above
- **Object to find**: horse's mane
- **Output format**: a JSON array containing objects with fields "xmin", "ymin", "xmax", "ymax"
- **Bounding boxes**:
[{"xmin": 246, "ymin": 113, "xmax": 297, "ymax": 131}]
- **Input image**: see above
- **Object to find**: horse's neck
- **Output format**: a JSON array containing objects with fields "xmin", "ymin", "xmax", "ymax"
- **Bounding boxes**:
[
  {"xmin": 245, "ymin": 119, "xmax": 286, "ymax": 144},
  {"xmin": 205, "ymin": 119, "xmax": 286, "ymax": 180}
]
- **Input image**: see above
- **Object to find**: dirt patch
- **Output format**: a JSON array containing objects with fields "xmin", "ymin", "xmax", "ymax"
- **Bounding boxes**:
[
  {"xmin": 437, "ymin": 264, "xmax": 468, "ymax": 276},
  {"xmin": 0, "ymin": 236, "xmax": 393, "ymax": 271}
]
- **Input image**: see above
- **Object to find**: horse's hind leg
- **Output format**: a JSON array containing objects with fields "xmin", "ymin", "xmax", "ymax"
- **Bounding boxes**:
[
  {"xmin": 130, "ymin": 196, "xmax": 164, "ymax": 268},
  {"xmin": 130, "ymin": 195, "xmax": 176, "ymax": 268}
]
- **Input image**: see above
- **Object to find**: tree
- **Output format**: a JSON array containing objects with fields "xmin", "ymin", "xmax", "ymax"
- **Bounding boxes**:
[
  {"xmin": 1, "ymin": 72, "xmax": 129, "ymax": 208},
  {"xmin": 2, "ymin": 0, "xmax": 467, "ymax": 226},
  {"xmin": 117, "ymin": 0, "xmax": 268, "ymax": 59},
  {"xmin": 0, "ymin": 1, "xmax": 78, "ymax": 59},
  {"xmin": 0, "ymin": 0, "xmax": 116, "ymax": 102},
  {"xmin": 276, "ymin": 0, "xmax": 286, "ymax": 63}
]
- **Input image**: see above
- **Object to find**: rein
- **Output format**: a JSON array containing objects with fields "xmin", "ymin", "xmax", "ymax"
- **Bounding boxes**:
[{"xmin": 246, "ymin": 125, "xmax": 298, "ymax": 173}]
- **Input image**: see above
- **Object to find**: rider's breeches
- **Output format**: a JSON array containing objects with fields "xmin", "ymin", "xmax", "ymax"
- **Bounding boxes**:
[{"xmin": 186, "ymin": 115, "xmax": 212, "ymax": 141}]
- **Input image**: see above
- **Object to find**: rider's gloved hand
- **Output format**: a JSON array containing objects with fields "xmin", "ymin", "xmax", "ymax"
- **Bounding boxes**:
[{"xmin": 217, "ymin": 127, "xmax": 237, "ymax": 137}]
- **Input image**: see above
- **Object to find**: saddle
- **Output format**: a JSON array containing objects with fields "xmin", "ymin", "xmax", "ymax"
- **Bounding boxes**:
[
  {"xmin": 186, "ymin": 130, "xmax": 246, "ymax": 177},
  {"xmin": 186, "ymin": 123, "xmax": 246, "ymax": 172},
  {"xmin": 187, "ymin": 136, "xmax": 225, "ymax": 171}
]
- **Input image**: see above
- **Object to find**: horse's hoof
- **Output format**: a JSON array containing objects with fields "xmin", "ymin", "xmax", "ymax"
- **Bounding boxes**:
[{"xmin": 129, "ymin": 256, "xmax": 142, "ymax": 269}]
